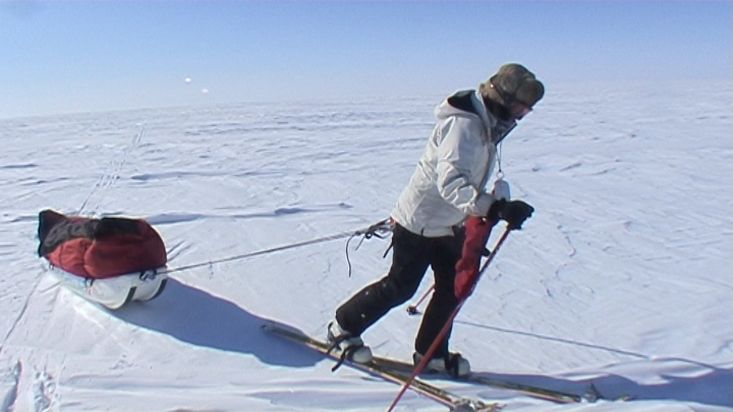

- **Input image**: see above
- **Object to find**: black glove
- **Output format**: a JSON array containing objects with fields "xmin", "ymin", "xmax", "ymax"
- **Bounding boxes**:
[{"xmin": 488, "ymin": 199, "xmax": 535, "ymax": 230}]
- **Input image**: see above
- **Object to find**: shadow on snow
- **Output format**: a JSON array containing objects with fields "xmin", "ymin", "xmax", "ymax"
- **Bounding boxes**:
[
  {"xmin": 469, "ymin": 368, "xmax": 732, "ymax": 407},
  {"xmin": 110, "ymin": 278, "xmax": 321, "ymax": 368},
  {"xmin": 457, "ymin": 320, "xmax": 732, "ymax": 407}
]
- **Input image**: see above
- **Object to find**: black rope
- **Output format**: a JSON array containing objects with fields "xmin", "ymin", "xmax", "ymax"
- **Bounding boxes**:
[
  {"xmin": 332, "ymin": 347, "xmax": 360, "ymax": 372},
  {"xmin": 327, "ymin": 331, "xmax": 366, "ymax": 372},
  {"xmin": 327, "ymin": 334, "xmax": 349, "ymax": 371},
  {"xmin": 344, "ymin": 218, "xmax": 393, "ymax": 277}
]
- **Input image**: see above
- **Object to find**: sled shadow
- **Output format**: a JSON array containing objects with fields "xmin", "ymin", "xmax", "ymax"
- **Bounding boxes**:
[{"xmin": 111, "ymin": 278, "xmax": 321, "ymax": 368}]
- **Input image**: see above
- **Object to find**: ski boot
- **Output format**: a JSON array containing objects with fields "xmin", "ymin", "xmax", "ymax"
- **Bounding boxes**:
[
  {"xmin": 327, "ymin": 321, "xmax": 373, "ymax": 364},
  {"xmin": 413, "ymin": 351, "xmax": 471, "ymax": 378}
]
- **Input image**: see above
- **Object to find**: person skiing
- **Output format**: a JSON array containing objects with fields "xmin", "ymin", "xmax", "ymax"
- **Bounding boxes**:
[{"xmin": 328, "ymin": 63, "xmax": 544, "ymax": 377}]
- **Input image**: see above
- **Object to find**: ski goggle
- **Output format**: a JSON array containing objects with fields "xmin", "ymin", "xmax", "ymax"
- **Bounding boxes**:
[
  {"xmin": 509, "ymin": 102, "xmax": 532, "ymax": 121},
  {"xmin": 489, "ymin": 81, "xmax": 534, "ymax": 121}
]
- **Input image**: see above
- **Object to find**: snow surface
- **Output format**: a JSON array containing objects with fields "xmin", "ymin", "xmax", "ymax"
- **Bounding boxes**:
[{"xmin": 0, "ymin": 82, "xmax": 731, "ymax": 412}]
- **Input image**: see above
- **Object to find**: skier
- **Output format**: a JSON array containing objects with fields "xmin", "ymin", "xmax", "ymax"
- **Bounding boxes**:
[{"xmin": 328, "ymin": 63, "xmax": 544, "ymax": 377}]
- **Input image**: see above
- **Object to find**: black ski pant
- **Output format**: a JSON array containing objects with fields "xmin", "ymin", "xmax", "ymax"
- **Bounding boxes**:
[{"xmin": 336, "ymin": 223, "xmax": 464, "ymax": 358}]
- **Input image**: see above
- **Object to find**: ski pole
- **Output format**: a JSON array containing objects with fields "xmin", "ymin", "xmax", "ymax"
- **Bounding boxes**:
[
  {"xmin": 386, "ymin": 226, "xmax": 512, "ymax": 412},
  {"xmin": 406, "ymin": 284, "xmax": 434, "ymax": 315}
]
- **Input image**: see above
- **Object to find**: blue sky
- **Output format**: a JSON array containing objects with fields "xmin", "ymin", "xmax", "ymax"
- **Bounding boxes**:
[{"xmin": 1, "ymin": 1, "xmax": 730, "ymax": 118}]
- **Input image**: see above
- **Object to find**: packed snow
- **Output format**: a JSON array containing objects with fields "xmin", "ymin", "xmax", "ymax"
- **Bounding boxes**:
[{"xmin": 0, "ymin": 81, "xmax": 731, "ymax": 411}]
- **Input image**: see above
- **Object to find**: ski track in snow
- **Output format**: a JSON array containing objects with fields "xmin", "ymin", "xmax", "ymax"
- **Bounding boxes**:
[
  {"xmin": 0, "ymin": 360, "xmax": 59, "ymax": 412},
  {"xmin": 77, "ymin": 127, "xmax": 145, "ymax": 216},
  {"xmin": 30, "ymin": 367, "xmax": 55, "ymax": 412},
  {"xmin": 0, "ymin": 86, "xmax": 731, "ymax": 411},
  {"xmin": 0, "ymin": 361, "xmax": 21, "ymax": 412}
]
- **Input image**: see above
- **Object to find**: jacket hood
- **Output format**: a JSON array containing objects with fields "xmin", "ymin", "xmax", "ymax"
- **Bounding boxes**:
[{"xmin": 434, "ymin": 89, "xmax": 497, "ymax": 134}]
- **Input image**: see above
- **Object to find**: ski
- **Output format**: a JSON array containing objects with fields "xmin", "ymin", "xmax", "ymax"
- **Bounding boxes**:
[
  {"xmin": 262, "ymin": 323, "xmax": 502, "ymax": 412},
  {"xmin": 370, "ymin": 354, "xmax": 586, "ymax": 404}
]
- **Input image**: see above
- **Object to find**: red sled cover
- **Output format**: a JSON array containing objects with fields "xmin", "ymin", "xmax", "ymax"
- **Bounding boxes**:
[{"xmin": 37, "ymin": 209, "xmax": 167, "ymax": 279}]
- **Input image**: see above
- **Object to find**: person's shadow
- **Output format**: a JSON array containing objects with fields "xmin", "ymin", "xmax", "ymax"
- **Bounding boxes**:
[
  {"xmin": 457, "ymin": 321, "xmax": 732, "ymax": 407},
  {"xmin": 586, "ymin": 366, "xmax": 731, "ymax": 406},
  {"xmin": 110, "ymin": 278, "xmax": 320, "ymax": 368},
  {"xmin": 469, "ymin": 367, "xmax": 732, "ymax": 407}
]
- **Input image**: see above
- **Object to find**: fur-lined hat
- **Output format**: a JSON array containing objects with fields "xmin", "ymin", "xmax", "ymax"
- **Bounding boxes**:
[{"xmin": 480, "ymin": 63, "xmax": 544, "ymax": 107}]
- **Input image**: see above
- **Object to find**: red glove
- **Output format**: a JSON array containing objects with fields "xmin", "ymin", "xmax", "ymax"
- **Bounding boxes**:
[{"xmin": 454, "ymin": 216, "xmax": 497, "ymax": 300}]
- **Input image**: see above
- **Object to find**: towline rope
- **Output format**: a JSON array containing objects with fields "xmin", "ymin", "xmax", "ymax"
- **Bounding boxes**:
[{"xmin": 166, "ymin": 218, "xmax": 393, "ymax": 275}]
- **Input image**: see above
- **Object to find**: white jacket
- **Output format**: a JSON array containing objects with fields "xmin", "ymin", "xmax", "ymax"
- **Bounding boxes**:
[{"xmin": 391, "ymin": 90, "xmax": 500, "ymax": 237}]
